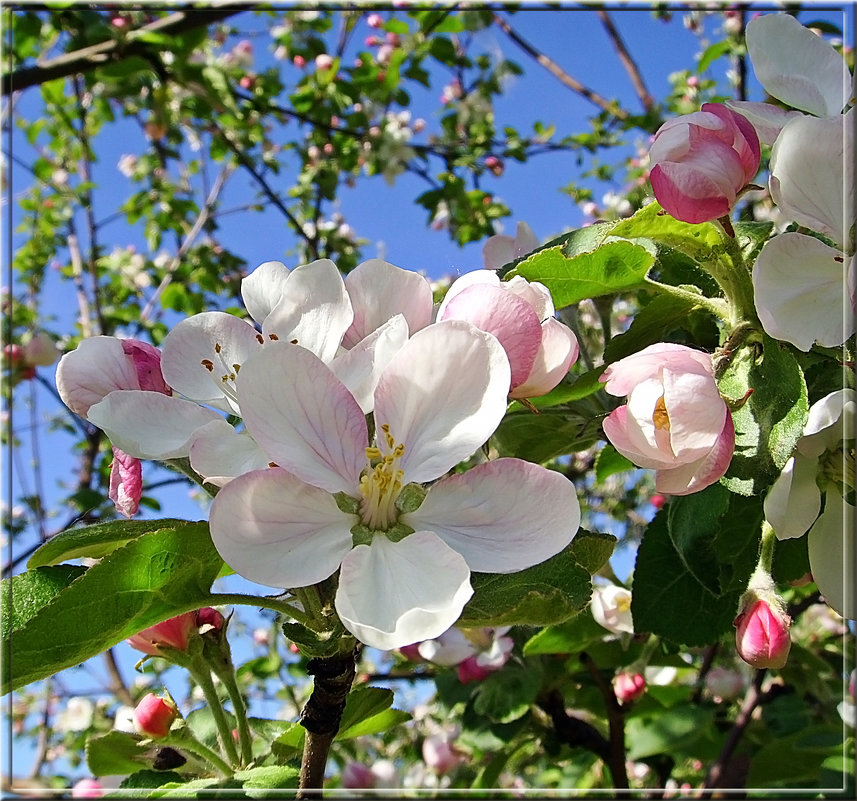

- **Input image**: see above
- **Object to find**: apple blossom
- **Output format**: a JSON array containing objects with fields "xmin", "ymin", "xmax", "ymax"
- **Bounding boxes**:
[
  {"xmin": 71, "ymin": 779, "xmax": 104, "ymax": 798},
  {"xmin": 733, "ymin": 597, "xmax": 791, "ymax": 669},
  {"xmin": 418, "ymin": 626, "xmax": 514, "ymax": 683},
  {"xmin": 126, "ymin": 611, "xmax": 199, "ymax": 656},
  {"xmin": 600, "ymin": 343, "xmax": 735, "ymax": 495},
  {"xmin": 764, "ymin": 389, "xmax": 855, "ymax": 619},
  {"xmin": 590, "ymin": 583, "xmax": 634, "ymax": 635},
  {"xmin": 20, "ymin": 331, "xmax": 59, "ymax": 367},
  {"xmin": 342, "ymin": 761, "xmax": 376, "ymax": 789},
  {"xmin": 422, "ymin": 732, "xmax": 463, "ymax": 774},
  {"xmin": 705, "ymin": 667, "xmax": 745, "ymax": 701},
  {"xmin": 482, "ymin": 221, "xmax": 540, "ymax": 270},
  {"xmin": 134, "ymin": 693, "xmax": 178, "ymax": 739},
  {"xmin": 209, "ymin": 320, "xmax": 580, "ymax": 650},
  {"xmin": 613, "ymin": 672, "xmax": 646, "ymax": 704},
  {"xmin": 648, "ymin": 102, "xmax": 760, "ymax": 224},
  {"xmin": 438, "ymin": 271, "xmax": 579, "ymax": 399},
  {"xmin": 56, "ymin": 697, "xmax": 94, "ymax": 733}
]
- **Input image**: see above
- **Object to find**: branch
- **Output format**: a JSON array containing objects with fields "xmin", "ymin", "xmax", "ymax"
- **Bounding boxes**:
[
  {"xmin": 492, "ymin": 12, "xmax": 628, "ymax": 120},
  {"xmin": 2, "ymin": 7, "xmax": 245, "ymax": 96},
  {"xmin": 580, "ymin": 652, "xmax": 629, "ymax": 790},
  {"xmin": 595, "ymin": 9, "xmax": 656, "ymax": 114}
]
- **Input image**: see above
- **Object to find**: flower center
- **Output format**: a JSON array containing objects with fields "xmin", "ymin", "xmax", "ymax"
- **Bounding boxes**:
[
  {"xmin": 199, "ymin": 334, "xmax": 279, "ymax": 407},
  {"xmin": 653, "ymin": 395, "xmax": 671, "ymax": 431},
  {"xmin": 359, "ymin": 424, "xmax": 405, "ymax": 530}
]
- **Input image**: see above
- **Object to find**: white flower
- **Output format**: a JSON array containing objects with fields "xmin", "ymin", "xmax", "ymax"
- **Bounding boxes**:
[
  {"xmin": 56, "ymin": 697, "xmax": 94, "ymax": 733},
  {"xmin": 208, "ymin": 320, "xmax": 580, "ymax": 650},
  {"xmin": 113, "ymin": 705, "xmax": 137, "ymax": 733},
  {"xmin": 590, "ymin": 583, "xmax": 634, "ymax": 634}
]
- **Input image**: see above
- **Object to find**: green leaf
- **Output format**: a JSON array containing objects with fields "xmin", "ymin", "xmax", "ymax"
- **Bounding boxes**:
[
  {"xmin": 3, "ymin": 522, "xmax": 223, "ymax": 694},
  {"xmin": 697, "ymin": 39, "xmax": 732, "ymax": 72},
  {"xmin": 511, "ymin": 240, "xmax": 655, "ymax": 308},
  {"xmin": 337, "ymin": 685, "xmax": 410, "ymax": 739},
  {"xmin": 747, "ymin": 725, "xmax": 845, "ymax": 788},
  {"xmin": 733, "ymin": 220, "xmax": 774, "ymax": 263},
  {"xmin": 594, "ymin": 443, "xmax": 634, "ymax": 484},
  {"xmin": 235, "ymin": 765, "xmax": 300, "ymax": 794},
  {"xmin": 86, "ymin": 731, "xmax": 159, "ymax": 777},
  {"xmin": 568, "ymin": 529, "xmax": 617, "ymax": 575},
  {"xmin": 625, "ymin": 705, "xmax": 715, "ymax": 760},
  {"xmin": 459, "ymin": 532, "xmax": 615, "ymax": 628},
  {"xmin": 28, "ymin": 518, "xmax": 202, "ymax": 568},
  {"xmin": 120, "ymin": 770, "xmax": 185, "ymax": 792},
  {"xmin": 523, "ymin": 611, "xmax": 608, "ymax": 656},
  {"xmin": 493, "ymin": 406, "xmax": 601, "ymax": 462},
  {"xmin": 473, "ymin": 661, "xmax": 543, "ymax": 723},
  {"xmin": 1, "ymin": 564, "xmax": 86, "ymax": 639},
  {"xmin": 718, "ymin": 334, "xmax": 809, "ymax": 495}
]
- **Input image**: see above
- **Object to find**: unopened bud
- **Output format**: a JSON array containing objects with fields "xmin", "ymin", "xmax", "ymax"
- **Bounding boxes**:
[
  {"xmin": 734, "ymin": 597, "xmax": 791, "ymax": 669},
  {"xmin": 613, "ymin": 672, "xmax": 646, "ymax": 704},
  {"xmin": 134, "ymin": 693, "xmax": 178, "ymax": 739},
  {"xmin": 127, "ymin": 612, "xmax": 198, "ymax": 656}
]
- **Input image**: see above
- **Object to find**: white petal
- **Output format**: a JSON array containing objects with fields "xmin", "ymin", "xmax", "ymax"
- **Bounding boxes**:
[
  {"xmin": 724, "ymin": 101, "xmax": 804, "ymax": 147},
  {"xmin": 87, "ymin": 390, "xmax": 223, "ymax": 459},
  {"xmin": 262, "ymin": 259, "xmax": 353, "ymax": 363},
  {"xmin": 799, "ymin": 388, "xmax": 856, "ymax": 458},
  {"xmin": 342, "ymin": 259, "xmax": 433, "ymax": 348},
  {"xmin": 209, "ymin": 468, "xmax": 355, "ymax": 589},
  {"xmin": 746, "ymin": 13, "xmax": 851, "ymax": 118},
  {"xmin": 764, "ymin": 455, "xmax": 822, "ymax": 540},
  {"xmin": 403, "ymin": 458, "xmax": 579, "ymax": 573},
  {"xmin": 241, "ymin": 261, "xmax": 291, "ymax": 325},
  {"xmin": 770, "ymin": 111, "xmax": 853, "ymax": 247},
  {"xmin": 237, "ymin": 342, "xmax": 367, "ymax": 493},
  {"xmin": 373, "ymin": 320, "xmax": 511, "ymax": 485},
  {"xmin": 753, "ymin": 233, "xmax": 854, "ymax": 351},
  {"xmin": 417, "ymin": 629, "xmax": 476, "ymax": 665},
  {"xmin": 808, "ymin": 494, "xmax": 856, "ymax": 619},
  {"xmin": 330, "ymin": 315, "xmax": 408, "ymax": 413},
  {"xmin": 161, "ymin": 312, "xmax": 262, "ymax": 411},
  {"xmin": 436, "ymin": 270, "xmax": 500, "ymax": 320},
  {"xmin": 188, "ymin": 419, "xmax": 271, "ymax": 487},
  {"xmin": 56, "ymin": 336, "xmax": 141, "ymax": 417},
  {"xmin": 512, "ymin": 221, "xmax": 540, "ymax": 257},
  {"xmin": 334, "ymin": 531, "xmax": 473, "ymax": 650}
]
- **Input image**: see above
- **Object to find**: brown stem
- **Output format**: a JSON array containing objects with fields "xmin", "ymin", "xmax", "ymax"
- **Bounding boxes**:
[
  {"xmin": 297, "ymin": 647, "xmax": 360, "ymax": 797},
  {"xmin": 537, "ymin": 689, "xmax": 610, "ymax": 761},
  {"xmin": 596, "ymin": 9, "xmax": 656, "ymax": 114},
  {"xmin": 493, "ymin": 12, "xmax": 627, "ymax": 119},
  {"xmin": 581, "ymin": 652, "xmax": 629, "ymax": 790},
  {"xmin": 103, "ymin": 647, "xmax": 135, "ymax": 708}
]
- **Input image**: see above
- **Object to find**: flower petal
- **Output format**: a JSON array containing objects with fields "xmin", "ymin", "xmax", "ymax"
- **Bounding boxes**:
[
  {"xmin": 746, "ymin": 13, "xmax": 851, "ymax": 118},
  {"xmin": 87, "ymin": 390, "xmax": 223, "ymax": 459},
  {"xmin": 724, "ymin": 101, "xmax": 803, "ymax": 147},
  {"xmin": 373, "ymin": 320, "xmax": 511, "ymax": 485},
  {"xmin": 403, "ymin": 458, "xmax": 579, "ymax": 572},
  {"xmin": 334, "ymin": 531, "xmax": 473, "ymax": 650},
  {"xmin": 241, "ymin": 260, "xmax": 291, "ymax": 325},
  {"xmin": 808, "ymin": 494, "xmax": 855, "ymax": 619},
  {"xmin": 753, "ymin": 233, "xmax": 854, "ymax": 351},
  {"xmin": 109, "ymin": 448, "xmax": 143, "ymax": 519},
  {"xmin": 330, "ymin": 314, "xmax": 409, "ymax": 413},
  {"xmin": 654, "ymin": 412, "xmax": 735, "ymax": 495},
  {"xmin": 209, "ymin": 468, "xmax": 355, "ymax": 589},
  {"xmin": 601, "ymin": 343, "xmax": 714, "ymax": 396},
  {"xmin": 764, "ymin": 455, "xmax": 822, "ymax": 540},
  {"xmin": 161, "ymin": 312, "xmax": 263, "ymax": 412},
  {"xmin": 436, "ymin": 270, "xmax": 499, "ymax": 320},
  {"xmin": 799, "ymin": 388, "xmax": 856, "ymax": 458},
  {"xmin": 237, "ymin": 342, "xmax": 367, "ymax": 493},
  {"xmin": 56, "ymin": 336, "xmax": 143, "ymax": 417},
  {"xmin": 188, "ymin": 419, "xmax": 271, "ymax": 487},
  {"xmin": 262, "ymin": 259, "xmax": 353, "ymax": 363},
  {"xmin": 342, "ymin": 259, "xmax": 433, "ymax": 348},
  {"xmin": 511, "ymin": 317, "xmax": 579, "ymax": 399}
]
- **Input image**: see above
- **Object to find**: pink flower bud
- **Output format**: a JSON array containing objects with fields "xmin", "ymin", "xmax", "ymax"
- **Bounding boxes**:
[
  {"xmin": 601, "ymin": 343, "xmax": 735, "ymax": 495},
  {"xmin": 293, "ymin": 54, "xmax": 306, "ymax": 68},
  {"xmin": 648, "ymin": 102, "xmax": 760, "ymax": 223},
  {"xmin": 127, "ymin": 612, "xmax": 198, "ymax": 656},
  {"xmin": 314, "ymin": 53, "xmax": 334, "ymax": 71},
  {"xmin": 613, "ymin": 672, "xmax": 646, "ymax": 704},
  {"xmin": 22, "ymin": 332, "xmax": 59, "ymax": 367},
  {"xmin": 485, "ymin": 155, "xmax": 504, "ymax": 176},
  {"xmin": 650, "ymin": 494, "xmax": 667, "ymax": 509},
  {"xmin": 239, "ymin": 76, "xmax": 254, "ymax": 90},
  {"xmin": 109, "ymin": 447, "xmax": 143, "ymax": 518},
  {"xmin": 457, "ymin": 656, "xmax": 492, "ymax": 684},
  {"xmin": 196, "ymin": 607, "xmax": 225, "ymax": 632},
  {"xmin": 342, "ymin": 761, "xmax": 375, "ymax": 789},
  {"xmin": 366, "ymin": 13, "xmax": 384, "ymax": 29},
  {"xmin": 398, "ymin": 643, "xmax": 424, "ymax": 662},
  {"xmin": 72, "ymin": 778, "xmax": 104, "ymax": 798},
  {"xmin": 133, "ymin": 693, "xmax": 178, "ymax": 739},
  {"xmin": 734, "ymin": 598, "xmax": 791, "ymax": 669},
  {"xmin": 422, "ymin": 733, "xmax": 462, "ymax": 774}
]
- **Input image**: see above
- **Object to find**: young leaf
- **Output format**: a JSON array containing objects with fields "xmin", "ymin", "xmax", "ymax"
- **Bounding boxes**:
[
  {"xmin": 336, "ymin": 685, "xmax": 410, "ymax": 739},
  {"xmin": 1, "ymin": 565, "xmax": 85, "ymax": 639}
]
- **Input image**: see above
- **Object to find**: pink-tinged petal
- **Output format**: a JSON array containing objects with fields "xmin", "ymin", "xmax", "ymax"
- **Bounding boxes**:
[
  {"xmin": 701, "ymin": 102, "xmax": 761, "ymax": 183},
  {"xmin": 622, "ymin": 378, "xmax": 676, "ymax": 466},
  {"xmin": 650, "ymin": 161, "xmax": 733, "ymax": 224},
  {"xmin": 330, "ymin": 315, "xmax": 408, "ymax": 413},
  {"xmin": 56, "ymin": 336, "xmax": 142, "ymax": 417},
  {"xmin": 764, "ymin": 455, "xmax": 822, "ymax": 541},
  {"xmin": 510, "ymin": 317, "xmax": 579, "ymax": 399},
  {"xmin": 746, "ymin": 13, "xmax": 851, "ymax": 118},
  {"xmin": 662, "ymin": 368, "xmax": 727, "ymax": 461},
  {"xmin": 603, "ymin": 405, "xmax": 673, "ymax": 470},
  {"xmin": 122, "ymin": 340, "xmax": 169, "ymax": 394},
  {"xmin": 374, "ymin": 320, "xmax": 511, "ymax": 485},
  {"xmin": 436, "ymin": 270, "xmax": 500, "ymax": 320},
  {"xmin": 161, "ymin": 312, "xmax": 263, "ymax": 412},
  {"xmin": 237, "ymin": 342, "xmax": 367, "ymax": 493},
  {"xmin": 770, "ymin": 110, "xmax": 853, "ymax": 247},
  {"xmin": 601, "ymin": 343, "xmax": 714, "ymax": 396},
  {"xmin": 753, "ymin": 233, "xmax": 854, "ymax": 351},
  {"xmin": 504, "ymin": 275, "xmax": 555, "ymax": 318},
  {"xmin": 109, "ymin": 447, "xmax": 142, "ymax": 518},
  {"xmin": 241, "ymin": 260, "xmax": 291, "ymax": 325},
  {"xmin": 440, "ymin": 284, "xmax": 541, "ymax": 389},
  {"xmin": 262, "ymin": 259, "xmax": 353, "ymax": 363},
  {"xmin": 654, "ymin": 412, "xmax": 735, "ymax": 495},
  {"xmin": 417, "ymin": 628, "xmax": 475, "ymax": 665},
  {"xmin": 188, "ymin": 419, "xmax": 271, "ymax": 487},
  {"xmin": 334, "ymin": 531, "xmax": 473, "ymax": 650},
  {"xmin": 342, "ymin": 259, "xmax": 433, "ymax": 348},
  {"xmin": 512, "ymin": 221, "xmax": 540, "ymax": 257},
  {"xmin": 402, "ymin": 458, "xmax": 579, "ymax": 573},
  {"xmin": 482, "ymin": 235, "xmax": 517, "ymax": 271},
  {"xmin": 808, "ymin": 495, "xmax": 855, "ymax": 619},
  {"xmin": 88, "ymin": 391, "xmax": 223, "ymax": 459},
  {"xmin": 209, "ymin": 468, "xmax": 355, "ymax": 589},
  {"xmin": 723, "ymin": 101, "xmax": 803, "ymax": 147}
]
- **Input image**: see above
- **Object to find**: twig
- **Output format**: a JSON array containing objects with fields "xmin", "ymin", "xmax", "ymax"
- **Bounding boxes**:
[
  {"xmin": 596, "ymin": 9, "xmax": 656, "ymax": 114},
  {"xmin": 492, "ymin": 13, "xmax": 628, "ymax": 120},
  {"xmin": 537, "ymin": 688, "xmax": 610, "ymax": 762},
  {"xmin": 103, "ymin": 647, "xmax": 135, "ymax": 708},
  {"xmin": 580, "ymin": 652, "xmax": 629, "ymax": 789},
  {"xmin": 67, "ymin": 232, "xmax": 92, "ymax": 339},
  {"xmin": 2, "ymin": 7, "xmax": 244, "ymax": 96}
]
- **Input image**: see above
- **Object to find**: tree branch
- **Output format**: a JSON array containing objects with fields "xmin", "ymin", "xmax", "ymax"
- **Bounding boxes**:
[
  {"xmin": 3, "ymin": 7, "xmax": 245, "ymax": 96},
  {"xmin": 595, "ymin": 9, "xmax": 656, "ymax": 114},
  {"xmin": 581, "ymin": 652, "xmax": 629, "ymax": 790}
]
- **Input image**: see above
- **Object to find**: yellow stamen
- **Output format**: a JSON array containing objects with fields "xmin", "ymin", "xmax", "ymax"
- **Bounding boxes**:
[{"xmin": 653, "ymin": 396, "xmax": 671, "ymax": 431}]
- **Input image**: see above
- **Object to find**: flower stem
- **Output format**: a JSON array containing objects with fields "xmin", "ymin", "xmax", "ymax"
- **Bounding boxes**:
[
  {"xmin": 208, "ymin": 593, "xmax": 313, "ymax": 626},
  {"xmin": 707, "ymin": 218, "xmax": 760, "ymax": 328},
  {"xmin": 296, "ymin": 645, "xmax": 360, "ymax": 798},
  {"xmin": 188, "ymin": 661, "xmax": 241, "ymax": 767},
  {"xmin": 211, "ymin": 657, "xmax": 255, "ymax": 767},
  {"xmin": 162, "ymin": 730, "xmax": 233, "ymax": 778},
  {"xmin": 645, "ymin": 278, "xmax": 731, "ymax": 323}
]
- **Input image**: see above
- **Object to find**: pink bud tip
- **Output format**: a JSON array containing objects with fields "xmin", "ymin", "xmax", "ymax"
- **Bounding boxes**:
[
  {"xmin": 613, "ymin": 672, "xmax": 646, "ymax": 704},
  {"xmin": 734, "ymin": 598, "xmax": 791, "ymax": 669},
  {"xmin": 134, "ymin": 693, "xmax": 178, "ymax": 739}
]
